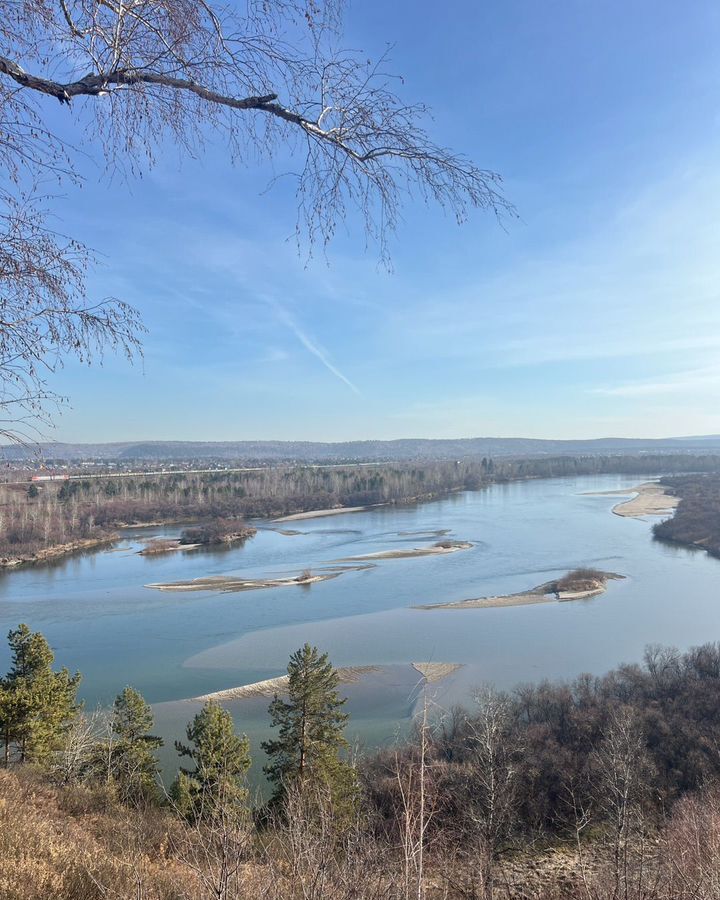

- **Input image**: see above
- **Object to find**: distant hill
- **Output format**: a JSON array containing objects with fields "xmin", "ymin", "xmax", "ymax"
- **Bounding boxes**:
[{"xmin": 4, "ymin": 435, "xmax": 720, "ymax": 462}]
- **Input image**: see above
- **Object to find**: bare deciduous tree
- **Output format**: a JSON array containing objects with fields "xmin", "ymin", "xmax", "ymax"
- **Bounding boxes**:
[
  {"xmin": 0, "ymin": 1, "xmax": 511, "ymax": 254},
  {"xmin": 0, "ymin": 189, "xmax": 143, "ymax": 445},
  {"xmin": 0, "ymin": 1, "xmax": 512, "ymax": 441},
  {"xmin": 661, "ymin": 786, "xmax": 720, "ymax": 900},
  {"xmin": 460, "ymin": 686, "xmax": 521, "ymax": 900},
  {"xmin": 48, "ymin": 706, "xmax": 109, "ymax": 785},
  {"xmin": 394, "ymin": 693, "xmax": 439, "ymax": 900},
  {"xmin": 573, "ymin": 706, "xmax": 658, "ymax": 900},
  {"xmin": 262, "ymin": 781, "xmax": 390, "ymax": 900}
]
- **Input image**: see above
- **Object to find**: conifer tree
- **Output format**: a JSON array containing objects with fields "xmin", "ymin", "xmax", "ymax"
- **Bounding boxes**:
[
  {"xmin": 108, "ymin": 686, "xmax": 163, "ymax": 805},
  {"xmin": 262, "ymin": 643, "xmax": 357, "ymax": 813},
  {"xmin": 1, "ymin": 624, "xmax": 81, "ymax": 765},
  {"xmin": 172, "ymin": 701, "xmax": 250, "ymax": 822},
  {"xmin": 0, "ymin": 682, "xmax": 23, "ymax": 768}
]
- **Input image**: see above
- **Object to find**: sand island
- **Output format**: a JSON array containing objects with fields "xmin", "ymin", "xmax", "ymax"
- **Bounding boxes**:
[
  {"xmin": 415, "ymin": 568, "xmax": 624, "ymax": 610},
  {"xmin": 337, "ymin": 539, "xmax": 473, "ymax": 562}
]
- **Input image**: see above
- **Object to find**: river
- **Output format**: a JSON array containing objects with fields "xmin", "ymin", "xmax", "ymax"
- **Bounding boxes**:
[{"xmin": 0, "ymin": 473, "xmax": 717, "ymax": 778}]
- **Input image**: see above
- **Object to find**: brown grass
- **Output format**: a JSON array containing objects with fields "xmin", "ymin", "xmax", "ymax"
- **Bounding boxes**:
[{"xmin": 0, "ymin": 769, "xmax": 191, "ymax": 900}]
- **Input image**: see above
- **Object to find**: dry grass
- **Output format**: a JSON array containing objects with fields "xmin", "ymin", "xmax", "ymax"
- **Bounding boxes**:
[
  {"xmin": 0, "ymin": 770, "xmax": 191, "ymax": 900},
  {"xmin": 3, "ymin": 766, "xmax": 720, "ymax": 899}
]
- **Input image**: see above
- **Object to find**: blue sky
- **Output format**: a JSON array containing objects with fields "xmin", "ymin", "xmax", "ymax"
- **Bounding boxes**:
[{"xmin": 41, "ymin": 0, "xmax": 720, "ymax": 441}]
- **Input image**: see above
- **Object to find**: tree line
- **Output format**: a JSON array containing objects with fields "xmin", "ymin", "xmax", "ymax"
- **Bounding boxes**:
[
  {"xmin": 3, "ymin": 453, "xmax": 720, "ymax": 562},
  {"xmin": 4, "ymin": 625, "xmax": 720, "ymax": 897},
  {"xmin": 652, "ymin": 473, "xmax": 720, "ymax": 558},
  {"xmin": 0, "ymin": 627, "xmax": 352, "ymax": 816}
]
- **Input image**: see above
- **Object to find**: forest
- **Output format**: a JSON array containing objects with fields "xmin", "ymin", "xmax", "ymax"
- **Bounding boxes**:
[
  {"xmin": 3, "ymin": 625, "xmax": 720, "ymax": 899},
  {"xmin": 653, "ymin": 474, "xmax": 720, "ymax": 557},
  {"xmin": 2, "ymin": 453, "xmax": 719, "ymax": 564}
]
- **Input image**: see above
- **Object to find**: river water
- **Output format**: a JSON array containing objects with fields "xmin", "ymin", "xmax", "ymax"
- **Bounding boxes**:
[{"xmin": 0, "ymin": 474, "xmax": 717, "ymax": 775}]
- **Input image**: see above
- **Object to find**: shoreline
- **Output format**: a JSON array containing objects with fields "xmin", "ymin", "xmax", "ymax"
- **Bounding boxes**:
[
  {"xmin": 272, "ymin": 505, "xmax": 372, "ymax": 522},
  {"xmin": 611, "ymin": 482, "xmax": 679, "ymax": 518},
  {"xmin": 0, "ymin": 534, "xmax": 119, "ymax": 571},
  {"xmin": 270, "ymin": 489, "xmax": 467, "ymax": 523},
  {"xmin": 0, "ymin": 472, "xmax": 687, "ymax": 573}
]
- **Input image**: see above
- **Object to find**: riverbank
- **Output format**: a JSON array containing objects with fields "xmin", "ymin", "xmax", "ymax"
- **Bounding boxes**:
[
  {"xmin": 3, "ymin": 455, "xmax": 718, "ymax": 573},
  {"xmin": 272, "ymin": 505, "xmax": 372, "ymax": 522},
  {"xmin": 0, "ymin": 534, "xmax": 118, "ymax": 570},
  {"xmin": 416, "ymin": 569, "xmax": 624, "ymax": 610},
  {"xmin": 652, "ymin": 474, "xmax": 720, "ymax": 558},
  {"xmin": 612, "ymin": 482, "xmax": 679, "ymax": 518}
]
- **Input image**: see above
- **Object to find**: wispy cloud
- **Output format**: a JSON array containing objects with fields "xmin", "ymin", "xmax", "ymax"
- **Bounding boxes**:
[
  {"xmin": 593, "ymin": 366, "xmax": 720, "ymax": 398},
  {"xmin": 268, "ymin": 300, "xmax": 361, "ymax": 396}
]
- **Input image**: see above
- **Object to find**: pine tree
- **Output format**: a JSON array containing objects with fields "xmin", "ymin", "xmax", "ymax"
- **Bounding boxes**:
[
  {"xmin": 0, "ymin": 682, "xmax": 24, "ymax": 768},
  {"xmin": 1, "ymin": 624, "xmax": 81, "ymax": 765},
  {"xmin": 108, "ymin": 686, "xmax": 163, "ymax": 805},
  {"xmin": 262, "ymin": 643, "xmax": 357, "ymax": 813},
  {"xmin": 172, "ymin": 700, "xmax": 250, "ymax": 822}
]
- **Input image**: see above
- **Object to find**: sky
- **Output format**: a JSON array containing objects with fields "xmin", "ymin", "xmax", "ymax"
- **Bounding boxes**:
[{"xmin": 31, "ymin": 0, "xmax": 720, "ymax": 442}]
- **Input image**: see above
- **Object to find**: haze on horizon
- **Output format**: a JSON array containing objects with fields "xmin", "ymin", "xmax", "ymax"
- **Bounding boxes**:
[{"xmin": 38, "ymin": 0, "xmax": 720, "ymax": 444}]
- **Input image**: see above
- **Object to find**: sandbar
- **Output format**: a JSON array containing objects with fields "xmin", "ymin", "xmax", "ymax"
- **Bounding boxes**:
[
  {"xmin": 411, "ymin": 662, "xmax": 463, "ymax": 682},
  {"xmin": 273, "ymin": 506, "xmax": 370, "ymax": 522},
  {"xmin": 145, "ymin": 562, "xmax": 374, "ymax": 593},
  {"xmin": 415, "ymin": 570, "xmax": 623, "ymax": 610},
  {"xmin": 190, "ymin": 665, "xmax": 381, "ymax": 701},
  {"xmin": 337, "ymin": 540, "xmax": 473, "ymax": 562},
  {"xmin": 146, "ymin": 571, "xmax": 340, "ymax": 593},
  {"xmin": 611, "ymin": 482, "xmax": 679, "ymax": 518}
]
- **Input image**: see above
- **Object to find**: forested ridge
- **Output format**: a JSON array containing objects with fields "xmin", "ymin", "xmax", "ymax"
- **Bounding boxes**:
[
  {"xmin": 3, "ymin": 627, "xmax": 720, "ymax": 898},
  {"xmin": 3, "ymin": 453, "xmax": 720, "ymax": 564}
]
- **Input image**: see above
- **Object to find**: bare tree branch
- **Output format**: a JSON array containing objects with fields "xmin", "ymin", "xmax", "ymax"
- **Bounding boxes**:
[
  {"xmin": 0, "ymin": 1, "xmax": 512, "ymax": 262},
  {"xmin": 0, "ymin": 0, "xmax": 511, "ymax": 440}
]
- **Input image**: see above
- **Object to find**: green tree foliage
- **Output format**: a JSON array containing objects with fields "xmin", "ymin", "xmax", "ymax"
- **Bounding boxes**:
[
  {"xmin": 107, "ymin": 686, "xmax": 163, "ymax": 805},
  {"xmin": 262, "ymin": 643, "xmax": 357, "ymax": 814},
  {"xmin": 0, "ymin": 624, "xmax": 81, "ymax": 765},
  {"xmin": 172, "ymin": 701, "xmax": 250, "ymax": 822}
]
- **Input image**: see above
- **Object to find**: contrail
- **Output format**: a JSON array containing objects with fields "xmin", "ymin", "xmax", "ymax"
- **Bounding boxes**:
[{"xmin": 270, "ymin": 302, "xmax": 361, "ymax": 396}]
